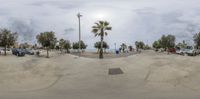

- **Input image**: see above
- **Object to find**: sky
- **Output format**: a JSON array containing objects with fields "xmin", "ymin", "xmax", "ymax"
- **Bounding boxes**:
[{"xmin": 0, "ymin": 0, "xmax": 200, "ymax": 49}]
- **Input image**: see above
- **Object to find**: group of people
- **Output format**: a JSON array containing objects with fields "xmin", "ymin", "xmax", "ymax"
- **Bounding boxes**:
[{"xmin": 115, "ymin": 47, "xmax": 136, "ymax": 54}]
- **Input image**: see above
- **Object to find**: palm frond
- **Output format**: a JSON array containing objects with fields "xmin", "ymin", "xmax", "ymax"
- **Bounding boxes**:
[
  {"xmin": 92, "ymin": 21, "xmax": 112, "ymax": 38},
  {"xmin": 105, "ymin": 27, "xmax": 112, "ymax": 30},
  {"xmin": 105, "ymin": 32, "xmax": 108, "ymax": 36},
  {"xmin": 92, "ymin": 26, "xmax": 99, "ymax": 29},
  {"xmin": 95, "ymin": 22, "xmax": 100, "ymax": 26},
  {"xmin": 99, "ymin": 21, "xmax": 104, "ymax": 26},
  {"xmin": 104, "ymin": 21, "xmax": 109, "ymax": 26},
  {"xmin": 95, "ymin": 33, "xmax": 99, "ymax": 37},
  {"xmin": 92, "ymin": 29, "xmax": 98, "ymax": 33}
]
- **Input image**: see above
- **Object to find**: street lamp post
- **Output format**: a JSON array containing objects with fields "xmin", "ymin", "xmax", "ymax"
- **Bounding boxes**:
[
  {"xmin": 114, "ymin": 43, "xmax": 117, "ymax": 54},
  {"xmin": 77, "ymin": 13, "xmax": 82, "ymax": 57},
  {"xmin": 114, "ymin": 43, "xmax": 116, "ymax": 51}
]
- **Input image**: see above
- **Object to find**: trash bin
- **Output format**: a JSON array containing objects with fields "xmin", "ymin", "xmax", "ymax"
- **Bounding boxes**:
[{"xmin": 116, "ymin": 50, "xmax": 119, "ymax": 54}]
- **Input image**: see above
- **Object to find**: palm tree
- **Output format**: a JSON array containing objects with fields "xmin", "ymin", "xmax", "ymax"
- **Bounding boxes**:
[
  {"xmin": 120, "ymin": 43, "xmax": 127, "ymax": 53},
  {"xmin": 92, "ymin": 21, "xmax": 112, "ymax": 59}
]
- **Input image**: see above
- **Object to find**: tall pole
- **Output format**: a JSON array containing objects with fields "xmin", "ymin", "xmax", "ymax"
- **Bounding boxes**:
[
  {"xmin": 114, "ymin": 43, "xmax": 116, "ymax": 51},
  {"xmin": 77, "ymin": 13, "xmax": 82, "ymax": 57}
]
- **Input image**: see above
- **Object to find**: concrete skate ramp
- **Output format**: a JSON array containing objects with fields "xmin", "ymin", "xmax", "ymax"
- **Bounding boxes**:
[
  {"xmin": 0, "ymin": 55, "xmax": 66, "ymax": 92},
  {"xmin": 1, "ymin": 51, "xmax": 200, "ymax": 99}
]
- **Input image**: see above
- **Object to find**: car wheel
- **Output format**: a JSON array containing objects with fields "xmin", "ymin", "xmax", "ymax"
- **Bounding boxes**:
[{"xmin": 181, "ymin": 52, "xmax": 184, "ymax": 55}]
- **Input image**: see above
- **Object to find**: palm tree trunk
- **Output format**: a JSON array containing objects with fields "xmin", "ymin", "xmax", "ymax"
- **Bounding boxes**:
[
  {"xmin": 4, "ymin": 45, "xmax": 7, "ymax": 56},
  {"xmin": 99, "ymin": 30, "xmax": 104, "ymax": 59},
  {"xmin": 47, "ymin": 47, "xmax": 49, "ymax": 58}
]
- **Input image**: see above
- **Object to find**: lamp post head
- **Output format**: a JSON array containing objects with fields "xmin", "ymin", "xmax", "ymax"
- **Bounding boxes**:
[{"xmin": 77, "ymin": 13, "xmax": 83, "ymax": 18}]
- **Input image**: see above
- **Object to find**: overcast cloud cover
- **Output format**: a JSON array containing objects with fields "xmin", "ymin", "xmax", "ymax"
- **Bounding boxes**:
[{"xmin": 0, "ymin": 0, "xmax": 200, "ymax": 48}]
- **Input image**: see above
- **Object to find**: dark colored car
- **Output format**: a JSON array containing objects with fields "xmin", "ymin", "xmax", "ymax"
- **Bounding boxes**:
[
  {"xmin": 12, "ymin": 49, "xmax": 25, "ymax": 56},
  {"xmin": 23, "ymin": 49, "xmax": 34, "ymax": 55},
  {"xmin": 168, "ymin": 48, "xmax": 176, "ymax": 53}
]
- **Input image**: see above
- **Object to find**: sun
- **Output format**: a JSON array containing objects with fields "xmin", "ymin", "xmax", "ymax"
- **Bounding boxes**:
[
  {"xmin": 96, "ymin": 13, "xmax": 106, "ymax": 19},
  {"xmin": 92, "ymin": 12, "xmax": 108, "ymax": 20}
]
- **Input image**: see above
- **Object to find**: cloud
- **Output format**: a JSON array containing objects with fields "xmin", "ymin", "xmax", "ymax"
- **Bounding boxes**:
[
  {"xmin": 64, "ymin": 28, "xmax": 75, "ymax": 35},
  {"xmin": 131, "ymin": 7, "xmax": 200, "ymax": 45},
  {"xmin": 8, "ymin": 19, "xmax": 36, "ymax": 43},
  {"xmin": 30, "ymin": 1, "xmax": 82, "ymax": 9},
  {"xmin": 0, "ymin": 0, "xmax": 200, "ymax": 48}
]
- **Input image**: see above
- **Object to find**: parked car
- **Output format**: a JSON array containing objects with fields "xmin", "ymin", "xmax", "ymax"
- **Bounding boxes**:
[
  {"xmin": 23, "ymin": 49, "xmax": 34, "ymax": 55},
  {"xmin": 168, "ymin": 48, "xmax": 176, "ymax": 53},
  {"xmin": 12, "ymin": 48, "xmax": 25, "ymax": 56},
  {"xmin": 0, "ymin": 49, "xmax": 3, "ymax": 54},
  {"xmin": 186, "ymin": 49, "xmax": 196, "ymax": 56},
  {"xmin": 176, "ymin": 49, "xmax": 188, "ymax": 55},
  {"xmin": 196, "ymin": 49, "xmax": 200, "ymax": 55},
  {"xmin": 158, "ymin": 48, "xmax": 165, "ymax": 52},
  {"xmin": 186, "ymin": 47, "xmax": 198, "ymax": 56},
  {"xmin": 0, "ymin": 48, "xmax": 9, "ymax": 51}
]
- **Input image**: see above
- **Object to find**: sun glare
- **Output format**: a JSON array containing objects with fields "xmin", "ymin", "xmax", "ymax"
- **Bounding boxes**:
[
  {"xmin": 96, "ymin": 13, "xmax": 105, "ymax": 19},
  {"xmin": 93, "ymin": 12, "xmax": 108, "ymax": 20}
]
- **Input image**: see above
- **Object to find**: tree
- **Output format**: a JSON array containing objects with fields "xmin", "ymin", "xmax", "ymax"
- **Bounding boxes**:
[
  {"xmin": 94, "ymin": 41, "xmax": 109, "ymax": 53},
  {"xmin": 19, "ymin": 42, "xmax": 30, "ymax": 49},
  {"xmin": 59, "ymin": 38, "xmax": 66, "ymax": 53},
  {"xmin": 120, "ymin": 43, "xmax": 127, "ymax": 53},
  {"xmin": 92, "ymin": 21, "xmax": 112, "ymax": 59},
  {"xmin": 64, "ymin": 40, "xmax": 71, "ymax": 53},
  {"xmin": 36, "ymin": 31, "xmax": 57, "ymax": 58},
  {"xmin": 0, "ymin": 28, "xmax": 18, "ymax": 56},
  {"xmin": 160, "ymin": 35, "xmax": 167, "ymax": 49},
  {"xmin": 176, "ymin": 40, "xmax": 187, "ymax": 49},
  {"xmin": 135, "ymin": 41, "xmax": 139, "ymax": 51},
  {"xmin": 144, "ymin": 44, "xmax": 151, "ymax": 50},
  {"xmin": 194, "ymin": 32, "xmax": 200, "ymax": 49},
  {"xmin": 166, "ymin": 35, "xmax": 176, "ymax": 48},
  {"xmin": 73, "ymin": 40, "xmax": 87, "ymax": 51},
  {"xmin": 49, "ymin": 38, "xmax": 57, "ymax": 49},
  {"xmin": 72, "ymin": 42, "xmax": 79, "ymax": 50},
  {"xmin": 139, "ymin": 42, "xmax": 145, "ymax": 49},
  {"xmin": 32, "ymin": 44, "xmax": 37, "ymax": 50},
  {"xmin": 80, "ymin": 41, "xmax": 87, "ymax": 50},
  {"xmin": 128, "ymin": 46, "xmax": 133, "ymax": 51},
  {"xmin": 135, "ymin": 41, "xmax": 145, "ymax": 51},
  {"xmin": 160, "ymin": 35, "xmax": 175, "ymax": 50},
  {"xmin": 153, "ymin": 41, "xmax": 161, "ymax": 50}
]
